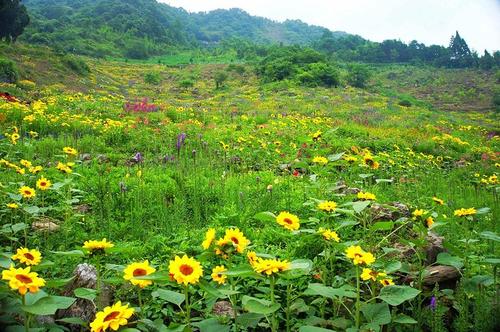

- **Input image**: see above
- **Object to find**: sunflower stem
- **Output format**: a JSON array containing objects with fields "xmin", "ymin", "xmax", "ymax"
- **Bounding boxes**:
[
  {"xmin": 22, "ymin": 294, "xmax": 30, "ymax": 332},
  {"xmin": 184, "ymin": 284, "xmax": 191, "ymax": 330},
  {"xmin": 138, "ymin": 288, "xmax": 144, "ymax": 318},
  {"xmin": 269, "ymin": 275, "xmax": 278, "ymax": 332},
  {"xmin": 355, "ymin": 265, "xmax": 361, "ymax": 329}
]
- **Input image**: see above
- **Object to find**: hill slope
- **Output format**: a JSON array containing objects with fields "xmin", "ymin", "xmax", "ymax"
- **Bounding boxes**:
[{"xmin": 21, "ymin": 0, "xmax": 347, "ymax": 58}]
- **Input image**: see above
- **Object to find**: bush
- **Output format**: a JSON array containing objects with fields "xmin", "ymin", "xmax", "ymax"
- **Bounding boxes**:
[
  {"xmin": 62, "ymin": 55, "xmax": 90, "ymax": 75},
  {"xmin": 398, "ymin": 99, "xmax": 412, "ymax": 107},
  {"xmin": 17, "ymin": 79, "xmax": 36, "ymax": 91},
  {"xmin": 144, "ymin": 72, "xmax": 161, "ymax": 85},
  {"xmin": 298, "ymin": 63, "xmax": 340, "ymax": 87},
  {"xmin": 178, "ymin": 79, "xmax": 195, "ymax": 89},
  {"xmin": 214, "ymin": 71, "xmax": 228, "ymax": 89},
  {"xmin": 347, "ymin": 63, "xmax": 371, "ymax": 88},
  {"xmin": 0, "ymin": 58, "xmax": 19, "ymax": 83}
]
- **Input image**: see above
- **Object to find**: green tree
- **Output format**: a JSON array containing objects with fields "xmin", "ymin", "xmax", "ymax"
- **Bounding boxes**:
[
  {"xmin": 347, "ymin": 63, "xmax": 371, "ymax": 88},
  {"xmin": 0, "ymin": 0, "xmax": 30, "ymax": 43},
  {"xmin": 479, "ymin": 50, "xmax": 495, "ymax": 70},
  {"xmin": 214, "ymin": 71, "xmax": 228, "ymax": 89},
  {"xmin": 448, "ymin": 31, "xmax": 474, "ymax": 68}
]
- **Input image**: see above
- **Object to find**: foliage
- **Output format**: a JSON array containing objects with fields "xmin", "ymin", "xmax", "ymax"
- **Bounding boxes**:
[
  {"xmin": 0, "ymin": 0, "xmax": 30, "ymax": 42},
  {"xmin": 0, "ymin": 57, "xmax": 19, "ymax": 83},
  {"xmin": 61, "ymin": 55, "xmax": 90, "ymax": 76},
  {"xmin": 346, "ymin": 63, "xmax": 371, "ymax": 88},
  {"xmin": 144, "ymin": 71, "xmax": 161, "ymax": 85}
]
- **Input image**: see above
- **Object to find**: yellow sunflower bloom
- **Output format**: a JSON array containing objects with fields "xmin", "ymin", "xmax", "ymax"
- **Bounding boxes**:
[
  {"xmin": 63, "ymin": 147, "xmax": 78, "ymax": 156},
  {"xmin": 90, "ymin": 301, "xmax": 134, "ymax": 332},
  {"xmin": 222, "ymin": 228, "xmax": 249, "ymax": 253},
  {"xmin": 12, "ymin": 248, "xmax": 42, "ymax": 266},
  {"xmin": 454, "ymin": 208, "xmax": 477, "ymax": 217},
  {"xmin": 425, "ymin": 216, "xmax": 434, "ymax": 228},
  {"xmin": 202, "ymin": 228, "xmax": 216, "ymax": 250},
  {"xmin": 83, "ymin": 239, "xmax": 114, "ymax": 253},
  {"xmin": 19, "ymin": 186, "xmax": 36, "ymax": 199},
  {"xmin": 247, "ymin": 251, "xmax": 259, "ymax": 266},
  {"xmin": 29, "ymin": 165, "xmax": 43, "ymax": 174},
  {"xmin": 363, "ymin": 155, "xmax": 380, "ymax": 170},
  {"xmin": 318, "ymin": 201, "xmax": 337, "ymax": 212},
  {"xmin": 2, "ymin": 266, "xmax": 45, "ymax": 295},
  {"xmin": 318, "ymin": 228, "xmax": 340, "ymax": 242},
  {"xmin": 252, "ymin": 258, "xmax": 290, "ymax": 276},
  {"xmin": 312, "ymin": 156, "xmax": 328, "ymax": 165},
  {"xmin": 36, "ymin": 177, "xmax": 52, "ymax": 191},
  {"xmin": 357, "ymin": 191, "xmax": 376, "ymax": 201},
  {"xmin": 7, "ymin": 203, "xmax": 19, "ymax": 209},
  {"xmin": 168, "ymin": 255, "xmax": 203, "ymax": 285},
  {"xmin": 211, "ymin": 265, "xmax": 227, "ymax": 285},
  {"xmin": 432, "ymin": 197, "xmax": 444, "ymax": 205},
  {"xmin": 379, "ymin": 278, "xmax": 395, "ymax": 287},
  {"xmin": 20, "ymin": 159, "xmax": 32, "ymax": 168},
  {"xmin": 276, "ymin": 211, "xmax": 300, "ymax": 231},
  {"xmin": 412, "ymin": 209, "xmax": 425, "ymax": 218},
  {"xmin": 123, "ymin": 261, "xmax": 156, "ymax": 288},
  {"xmin": 345, "ymin": 245, "xmax": 376, "ymax": 266}
]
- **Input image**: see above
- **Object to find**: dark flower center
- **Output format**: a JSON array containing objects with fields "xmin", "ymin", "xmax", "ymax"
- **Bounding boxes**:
[
  {"xmin": 133, "ymin": 268, "xmax": 147, "ymax": 277},
  {"xmin": 104, "ymin": 311, "xmax": 120, "ymax": 322},
  {"xmin": 180, "ymin": 264, "xmax": 194, "ymax": 276},
  {"xmin": 283, "ymin": 218, "xmax": 293, "ymax": 225},
  {"xmin": 15, "ymin": 274, "xmax": 33, "ymax": 284},
  {"xmin": 24, "ymin": 253, "xmax": 35, "ymax": 260},
  {"xmin": 231, "ymin": 237, "xmax": 239, "ymax": 244}
]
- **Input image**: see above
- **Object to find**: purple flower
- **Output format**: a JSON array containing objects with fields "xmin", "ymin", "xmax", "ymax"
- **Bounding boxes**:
[
  {"xmin": 133, "ymin": 152, "xmax": 143, "ymax": 163},
  {"xmin": 176, "ymin": 133, "xmax": 187, "ymax": 151},
  {"xmin": 429, "ymin": 296, "xmax": 437, "ymax": 311},
  {"xmin": 162, "ymin": 155, "xmax": 175, "ymax": 163}
]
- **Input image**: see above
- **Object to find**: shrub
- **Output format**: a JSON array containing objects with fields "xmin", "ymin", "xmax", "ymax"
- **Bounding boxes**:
[
  {"xmin": 214, "ymin": 71, "xmax": 228, "ymax": 89},
  {"xmin": 144, "ymin": 72, "xmax": 161, "ymax": 85},
  {"xmin": 227, "ymin": 64, "xmax": 246, "ymax": 75},
  {"xmin": 298, "ymin": 63, "xmax": 340, "ymax": 87},
  {"xmin": 62, "ymin": 55, "xmax": 90, "ymax": 75},
  {"xmin": 398, "ymin": 99, "xmax": 412, "ymax": 107},
  {"xmin": 0, "ymin": 58, "xmax": 19, "ymax": 83},
  {"xmin": 347, "ymin": 63, "xmax": 371, "ymax": 88},
  {"xmin": 179, "ymin": 79, "xmax": 194, "ymax": 89},
  {"xmin": 17, "ymin": 79, "xmax": 36, "ymax": 90}
]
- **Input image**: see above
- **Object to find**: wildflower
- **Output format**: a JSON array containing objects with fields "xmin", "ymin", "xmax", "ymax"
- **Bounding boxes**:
[
  {"xmin": 123, "ymin": 261, "xmax": 156, "ymax": 288},
  {"xmin": 36, "ymin": 177, "xmax": 52, "ymax": 191},
  {"xmin": 10, "ymin": 132, "xmax": 20, "ymax": 144},
  {"xmin": 379, "ymin": 278, "xmax": 394, "ymax": 287},
  {"xmin": 20, "ymin": 159, "xmax": 32, "ymax": 168},
  {"xmin": 357, "ymin": 191, "xmax": 376, "ymax": 201},
  {"xmin": 312, "ymin": 156, "xmax": 328, "ymax": 165},
  {"xmin": 168, "ymin": 255, "xmax": 203, "ymax": 285},
  {"xmin": 83, "ymin": 239, "xmax": 114, "ymax": 253},
  {"xmin": 12, "ymin": 248, "xmax": 42, "ymax": 266},
  {"xmin": 360, "ymin": 268, "xmax": 386, "ymax": 281},
  {"xmin": 247, "ymin": 251, "xmax": 259, "ymax": 266},
  {"xmin": 90, "ymin": 301, "xmax": 134, "ymax": 332},
  {"xmin": 345, "ymin": 246, "xmax": 376, "ymax": 266},
  {"xmin": 429, "ymin": 296, "xmax": 437, "ymax": 311},
  {"xmin": 454, "ymin": 208, "xmax": 477, "ymax": 217},
  {"xmin": 412, "ymin": 209, "xmax": 425, "ymax": 218},
  {"xmin": 363, "ymin": 155, "xmax": 380, "ymax": 169},
  {"xmin": 19, "ymin": 186, "xmax": 36, "ymax": 199},
  {"xmin": 29, "ymin": 166, "xmax": 43, "ymax": 174},
  {"xmin": 221, "ymin": 228, "xmax": 249, "ymax": 253},
  {"xmin": 211, "ymin": 265, "xmax": 227, "ymax": 285},
  {"xmin": 311, "ymin": 130, "xmax": 322, "ymax": 141},
  {"xmin": 276, "ymin": 211, "xmax": 300, "ymax": 231},
  {"xmin": 2, "ymin": 266, "xmax": 45, "ymax": 295},
  {"xmin": 344, "ymin": 155, "xmax": 357, "ymax": 163},
  {"xmin": 432, "ymin": 197, "xmax": 444, "ymax": 205},
  {"xmin": 318, "ymin": 228, "xmax": 340, "ymax": 242},
  {"xmin": 252, "ymin": 258, "xmax": 290, "ymax": 276},
  {"xmin": 63, "ymin": 147, "xmax": 78, "ymax": 156},
  {"xmin": 425, "ymin": 216, "xmax": 434, "ymax": 228},
  {"xmin": 7, "ymin": 203, "xmax": 19, "ymax": 209},
  {"xmin": 56, "ymin": 162, "xmax": 73, "ymax": 174},
  {"xmin": 202, "ymin": 228, "xmax": 216, "ymax": 250},
  {"xmin": 318, "ymin": 200, "xmax": 337, "ymax": 212}
]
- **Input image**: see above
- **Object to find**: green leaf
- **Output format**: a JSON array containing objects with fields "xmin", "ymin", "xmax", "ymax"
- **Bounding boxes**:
[
  {"xmin": 304, "ymin": 283, "xmax": 357, "ymax": 299},
  {"xmin": 384, "ymin": 261, "xmax": 402, "ymax": 273},
  {"xmin": 45, "ymin": 276, "xmax": 75, "ymax": 288},
  {"xmin": 21, "ymin": 295, "xmax": 75, "ymax": 315},
  {"xmin": 56, "ymin": 317, "xmax": 87, "ymax": 326},
  {"xmin": 362, "ymin": 302, "xmax": 391, "ymax": 325},
  {"xmin": 436, "ymin": 253, "xmax": 463, "ymax": 269},
  {"xmin": 134, "ymin": 271, "xmax": 172, "ymax": 281},
  {"xmin": 480, "ymin": 231, "xmax": 500, "ymax": 242},
  {"xmin": 482, "ymin": 258, "xmax": 500, "ymax": 265},
  {"xmin": 254, "ymin": 211, "xmax": 276, "ymax": 223},
  {"xmin": 299, "ymin": 326, "xmax": 336, "ymax": 332},
  {"xmin": 327, "ymin": 152, "xmax": 345, "ymax": 162},
  {"xmin": 242, "ymin": 296, "xmax": 280, "ymax": 315},
  {"xmin": 392, "ymin": 314, "xmax": 418, "ymax": 324},
  {"xmin": 193, "ymin": 318, "xmax": 230, "ymax": 332},
  {"xmin": 236, "ymin": 313, "xmax": 264, "ymax": 328},
  {"xmin": 475, "ymin": 207, "xmax": 490, "ymax": 215},
  {"xmin": 74, "ymin": 288, "xmax": 96, "ymax": 301},
  {"xmin": 282, "ymin": 259, "xmax": 313, "ymax": 279},
  {"xmin": 378, "ymin": 286, "xmax": 421, "ymax": 306},
  {"xmin": 51, "ymin": 250, "xmax": 85, "ymax": 257},
  {"xmin": 11, "ymin": 223, "xmax": 28, "ymax": 233},
  {"xmin": 23, "ymin": 205, "xmax": 40, "ymax": 215},
  {"xmin": 370, "ymin": 221, "xmax": 394, "ymax": 232},
  {"xmin": 223, "ymin": 265, "xmax": 259, "ymax": 278},
  {"xmin": 352, "ymin": 201, "xmax": 371, "ymax": 213},
  {"xmin": 152, "ymin": 289, "xmax": 185, "ymax": 306}
]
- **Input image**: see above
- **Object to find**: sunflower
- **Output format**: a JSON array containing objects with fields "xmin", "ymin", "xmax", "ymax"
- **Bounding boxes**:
[
  {"xmin": 222, "ymin": 228, "xmax": 249, "ymax": 253},
  {"xmin": 29, "ymin": 165, "xmax": 43, "ymax": 174},
  {"xmin": 123, "ymin": 261, "xmax": 156, "ymax": 288},
  {"xmin": 344, "ymin": 155, "xmax": 358, "ymax": 163},
  {"xmin": 412, "ymin": 209, "xmax": 425, "ymax": 218},
  {"xmin": 2, "ymin": 266, "xmax": 45, "ymax": 295},
  {"xmin": 7, "ymin": 203, "xmax": 19, "ymax": 209},
  {"xmin": 360, "ymin": 268, "xmax": 387, "ymax": 281},
  {"xmin": 19, "ymin": 186, "xmax": 36, "ymax": 199},
  {"xmin": 454, "ymin": 208, "xmax": 477, "ymax": 217},
  {"xmin": 318, "ymin": 201, "xmax": 337, "ymax": 212},
  {"xmin": 83, "ymin": 239, "xmax": 114, "ymax": 254},
  {"xmin": 168, "ymin": 255, "xmax": 203, "ymax": 285},
  {"xmin": 247, "ymin": 251, "xmax": 259, "ymax": 266},
  {"xmin": 56, "ymin": 162, "xmax": 73, "ymax": 174},
  {"xmin": 202, "ymin": 228, "xmax": 216, "ymax": 250},
  {"xmin": 311, "ymin": 130, "xmax": 322, "ymax": 141},
  {"xmin": 345, "ymin": 245, "xmax": 376, "ymax": 266},
  {"xmin": 312, "ymin": 156, "xmax": 328, "ymax": 165},
  {"xmin": 63, "ymin": 147, "xmax": 78, "ymax": 156},
  {"xmin": 252, "ymin": 258, "xmax": 290, "ymax": 276},
  {"xmin": 363, "ymin": 155, "xmax": 380, "ymax": 170},
  {"xmin": 276, "ymin": 211, "xmax": 300, "ymax": 231},
  {"xmin": 425, "ymin": 216, "xmax": 434, "ymax": 228},
  {"xmin": 379, "ymin": 278, "xmax": 395, "ymax": 287},
  {"xmin": 211, "ymin": 265, "xmax": 227, "ymax": 285},
  {"xmin": 12, "ymin": 248, "xmax": 42, "ymax": 266},
  {"xmin": 357, "ymin": 191, "xmax": 376, "ymax": 201},
  {"xmin": 36, "ymin": 177, "xmax": 52, "ymax": 191},
  {"xmin": 318, "ymin": 227, "xmax": 340, "ymax": 242},
  {"xmin": 432, "ymin": 197, "xmax": 444, "ymax": 205},
  {"xmin": 20, "ymin": 159, "xmax": 32, "ymax": 168},
  {"xmin": 90, "ymin": 301, "xmax": 134, "ymax": 332}
]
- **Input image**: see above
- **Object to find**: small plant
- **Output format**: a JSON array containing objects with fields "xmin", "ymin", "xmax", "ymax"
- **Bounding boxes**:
[
  {"xmin": 0, "ymin": 57, "xmax": 19, "ymax": 83},
  {"xmin": 62, "ymin": 55, "xmax": 90, "ymax": 75},
  {"xmin": 144, "ymin": 71, "xmax": 161, "ymax": 85}
]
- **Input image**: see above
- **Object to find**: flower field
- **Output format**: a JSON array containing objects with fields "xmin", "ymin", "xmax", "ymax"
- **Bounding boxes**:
[{"xmin": 0, "ymin": 56, "xmax": 499, "ymax": 332}]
